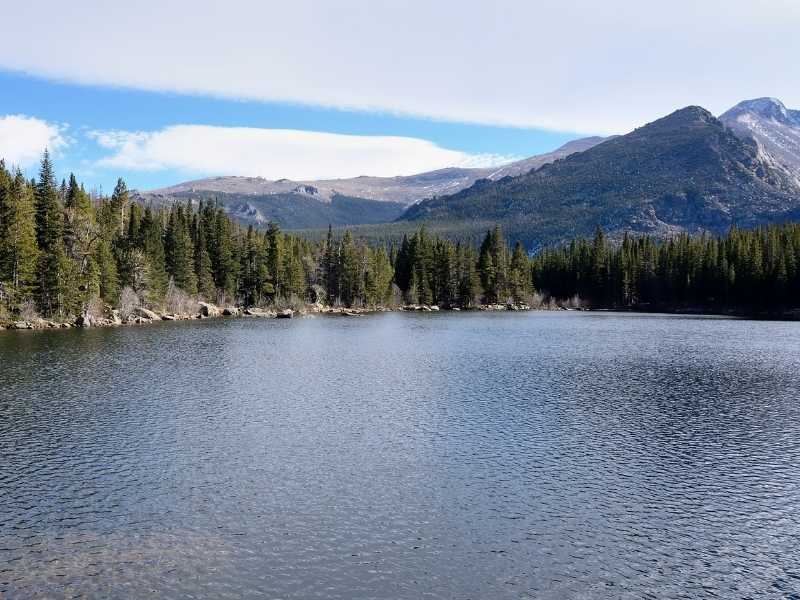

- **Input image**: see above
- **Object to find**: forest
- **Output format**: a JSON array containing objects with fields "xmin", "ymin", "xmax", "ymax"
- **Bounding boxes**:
[
  {"xmin": 2, "ymin": 152, "xmax": 800, "ymax": 324},
  {"xmin": 532, "ymin": 225, "xmax": 800, "ymax": 313}
]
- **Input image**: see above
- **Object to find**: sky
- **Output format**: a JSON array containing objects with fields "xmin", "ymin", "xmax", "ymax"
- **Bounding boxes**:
[{"xmin": 1, "ymin": 0, "xmax": 799, "ymax": 193}]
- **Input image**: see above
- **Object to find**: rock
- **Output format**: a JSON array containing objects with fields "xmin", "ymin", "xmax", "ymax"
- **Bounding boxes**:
[
  {"xmin": 133, "ymin": 307, "xmax": 159, "ymax": 320},
  {"xmin": 198, "ymin": 302, "xmax": 220, "ymax": 317},
  {"xmin": 452, "ymin": 307, "xmax": 461, "ymax": 311},
  {"xmin": 222, "ymin": 307, "xmax": 240, "ymax": 316},
  {"xmin": 75, "ymin": 314, "xmax": 92, "ymax": 328},
  {"xmin": 276, "ymin": 309, "xmax": 294, "ymax": 319},
  {"xmin": 13, "ymin": 321, "xmax": 32, "ymax": 330},
  {"xmin": 161, "ymin": 314, "xmax": 176, "ymax": 321},
  {"xmin": 429, "ymin": 305, "xmax": 440, "ymax": 311},
  {"xmin": 60, "ymin": 322, "xmax": 72, "ymax": 328}
]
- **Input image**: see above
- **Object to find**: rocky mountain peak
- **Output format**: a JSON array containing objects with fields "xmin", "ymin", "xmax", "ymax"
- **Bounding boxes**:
[{"xmin": 720, "ymin": 97, "xmax": 800, "ymax": 174}]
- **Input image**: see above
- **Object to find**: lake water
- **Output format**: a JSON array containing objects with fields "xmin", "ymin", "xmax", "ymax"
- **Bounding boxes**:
[{"xmin": 2, "ymin": 312, "xmax": 800, "ymax": 599}]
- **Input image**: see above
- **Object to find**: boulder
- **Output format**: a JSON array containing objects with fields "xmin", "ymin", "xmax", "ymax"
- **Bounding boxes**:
[
  {"xmin": 13, "ymin": 321, "xmax": 32, "ymax": 330},
  {"xmin": 161, "ymin": 314, "xmax": 176, "ymax": 321},
  {"xmin": 222, "ymin": 307, "xmax": 240, "ymax": 316},
  {"xmin": 198, "ymin": 302, "xmax": 220, "ymax": 317},
  {"xmin": 133, "ymin": 307, "xmax": 159, "ymax": 320},
  {"xmin": 75, "ymin": 314, "xmax": 92, "ymax": 328},
  {"xmin": 276, "ymin": 309, "xmax": 294, "ymax": 319}
]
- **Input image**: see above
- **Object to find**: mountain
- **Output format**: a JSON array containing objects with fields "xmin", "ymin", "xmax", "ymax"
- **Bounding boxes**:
[
  {"xmin": 720, "ymin": 97, "xmax": 800, "ymax": 173},
  {"xmin": 401, "ymin": 106, "xmax": 800, "ymax": 248},
  {"xmin": 134, "ymin": 187, "xmax": 410, "ymax": 230},
  {"xmin": 133, "ymin": 137, "xmax": 607, "ymax": 229}
]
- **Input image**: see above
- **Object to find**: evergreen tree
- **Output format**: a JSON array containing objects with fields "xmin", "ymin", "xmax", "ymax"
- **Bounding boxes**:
[
  {"xmin": 34, "ymin": 150, "xmax": 67, "ymax": 316},
  {"xmin": 0, "ymin": 169, "xmax": 39, "ymax": 305}
]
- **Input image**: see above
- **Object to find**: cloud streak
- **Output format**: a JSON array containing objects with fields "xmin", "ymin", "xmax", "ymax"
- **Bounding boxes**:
[
  {"xmin": 0, "ymin": 114, "xmax": 66, "ymax": 169},
  {"xmin": 89, "ymin": 125, "xmax": 516, "ymax": 180},
  {"xmin": 2, "ymin": 1, "xmax": 800, "ymax": 134}
]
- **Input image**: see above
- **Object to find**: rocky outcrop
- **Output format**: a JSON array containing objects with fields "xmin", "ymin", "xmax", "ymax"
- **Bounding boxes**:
[
  {"xmin": 132, "ymin": 307, "xmax": 159, "ymax": 320},
  {"xmin": 198, "ymin": 302, "xmax": 220, "ymax": 318}
]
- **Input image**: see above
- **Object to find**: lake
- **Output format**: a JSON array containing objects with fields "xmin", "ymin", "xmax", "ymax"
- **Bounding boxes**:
[{"xmin": 2, "ymin": 312, "xmax": 800, "ymax": 599}]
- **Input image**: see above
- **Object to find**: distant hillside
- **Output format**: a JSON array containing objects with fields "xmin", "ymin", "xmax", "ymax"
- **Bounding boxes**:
[
  {"xmin": 401, "ymin": 106, "xmax": 800, "ymax": 249},
  {"xmin": 133, "ymin": 189, "xmax": 408, "ymax": 230},
  {"xmin": 132, "ymin": 137, "xmax": 607, "ymax": 229}
]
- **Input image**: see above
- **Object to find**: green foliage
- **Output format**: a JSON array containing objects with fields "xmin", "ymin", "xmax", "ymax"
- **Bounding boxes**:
[
  {"xmin": 4, "ymin": 151, "xmax": 800, "ymax": 320},
  {"xmin": 0, "ymin": 167, "xmax": 39, "ymax": 304},
  {"xmin": 34, "ymin": 150, "xmax": 67, "ymax": 316},
  {"xmin": 532, "ymin": 224, "xmax": 800, "ymax": 312}
]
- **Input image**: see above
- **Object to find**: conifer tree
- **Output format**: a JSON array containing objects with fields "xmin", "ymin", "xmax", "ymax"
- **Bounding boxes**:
[
  {"xmin": 34, "ymin": 150, "xmax": 67, "ymax": 316},
  {"xmin": 0, "ymin": 169, "xmax": 39, "ymax": 305}
]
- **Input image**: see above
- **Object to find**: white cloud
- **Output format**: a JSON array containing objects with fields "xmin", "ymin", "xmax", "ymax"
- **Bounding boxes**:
[
  {"xmin": 0, "ymin": 114, "xmax": 66, "ymax": 168},
  {"xmin": 2, "ymin": 1, "xmax": 800, "ymax": 134},
  {"xmin": 89, "ymin": 125, "xmax": 516, "ymax": 180}
]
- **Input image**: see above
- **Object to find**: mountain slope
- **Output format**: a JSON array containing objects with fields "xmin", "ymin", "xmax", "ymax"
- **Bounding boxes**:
[
  {"xmin": 720, "ymin": 97, "xmax": 800, "ymax": 175},
  {"xmin": 401, "ymin": 107, "xmax": 800, "ymax": 248},
  {"xmin": 133, "ymin": 137, "xmax": 607, "ymax": 229},
  {"xmin": 135, "ymin": 189, "xmax": 408, "ymax": 229}
]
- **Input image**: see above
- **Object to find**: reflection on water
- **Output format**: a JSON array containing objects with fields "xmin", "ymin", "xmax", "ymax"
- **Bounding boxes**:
[{"xmin": 2, "ymin": 312, "xmax": 800, "ymax": 598}]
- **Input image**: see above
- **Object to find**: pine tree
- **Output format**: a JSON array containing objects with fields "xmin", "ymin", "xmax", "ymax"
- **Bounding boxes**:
[
  {"xmin": 110, "ymin": 178, "xmax": 129, "ymax": 236},
  {"xmin": 141, "ymin": 207, "xmax": 168, "ymax": 304},
  {"xmin": 34, "ymin": 150, "xmax": 67, "ymax": 316},
  {"xmin": 165, "ymin": 204, "xmax": 197, "ymax": 295},
  {"xmin": 194, "ymin": 219, "xmax": 216, "ymax": 301},
  {"xmin": 0, "ymin": 169, "xmax": 39, "ymax": 306}
]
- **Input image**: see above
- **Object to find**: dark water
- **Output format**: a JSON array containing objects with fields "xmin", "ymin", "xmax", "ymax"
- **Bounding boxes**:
[{"xmin": 2, "ymin": 312, "xmax": 800, "ymax": 599}]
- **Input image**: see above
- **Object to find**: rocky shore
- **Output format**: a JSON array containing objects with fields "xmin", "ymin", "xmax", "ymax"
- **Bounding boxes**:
[{"xmin": 0, "ymin": 301, "xmax": 541, "ymax": 332}]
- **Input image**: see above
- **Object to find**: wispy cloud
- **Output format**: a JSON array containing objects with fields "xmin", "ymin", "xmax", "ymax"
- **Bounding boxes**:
[
  {"xmin": 0, "ymin": 114, "xmax": 67, "ymax": 169},
  {"xmin": 2, "ymin": 1, "xmax": 800, "ymax": 134},
  {"xmin": 88, "ymin": 125, "xmax": 516, "ymax": 181}
]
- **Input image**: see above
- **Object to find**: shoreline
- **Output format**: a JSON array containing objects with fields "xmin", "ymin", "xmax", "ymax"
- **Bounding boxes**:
[
  {"xmin": 0, "ymin": 301, "xmax": 540, "ymax": 332},
  {"xmin": 3, "ymin": 302, "xmax": 799, "ymax": 333}
]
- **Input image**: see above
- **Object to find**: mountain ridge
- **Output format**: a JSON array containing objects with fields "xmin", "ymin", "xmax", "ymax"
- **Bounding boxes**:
[
  {"xmin": 131, "ymin": 136, "xmax": 609, "ymax": 229},
  {"xmin": 399, "ymin": 105, "xmax": 800, "ymax": 247}
]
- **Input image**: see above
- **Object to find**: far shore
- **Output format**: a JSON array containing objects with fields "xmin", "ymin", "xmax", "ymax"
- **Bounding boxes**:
[{"xmin": 4, "ymin": 300, "xmax": 800, "ymax": 334}]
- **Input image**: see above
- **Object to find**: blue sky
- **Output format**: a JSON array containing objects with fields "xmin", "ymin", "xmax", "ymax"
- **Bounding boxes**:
[
  {"xmin": 0, "ymin": 70, "xmax": 580, "ymax": 193},
  {"xmin": 1, "ymin": 1, "xmax": 798, "ymax": 194}
]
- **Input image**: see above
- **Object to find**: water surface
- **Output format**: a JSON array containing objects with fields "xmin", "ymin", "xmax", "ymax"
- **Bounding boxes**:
[{"xmin": 2, "ymin": 312, "xmax": 800, "ymax": 599}]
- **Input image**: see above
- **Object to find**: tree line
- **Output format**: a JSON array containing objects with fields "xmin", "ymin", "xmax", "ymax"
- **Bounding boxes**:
[
  {"xmin": 531, "ymin": 225, "xmax": 800, "ymax": 312},
  {"xmin": 3, "ymin": 152, "xmax": 800, "ymax": 321},
  {"xmin": 0, "ymin": 152, "xmax": 399, "ymax": 320}
]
